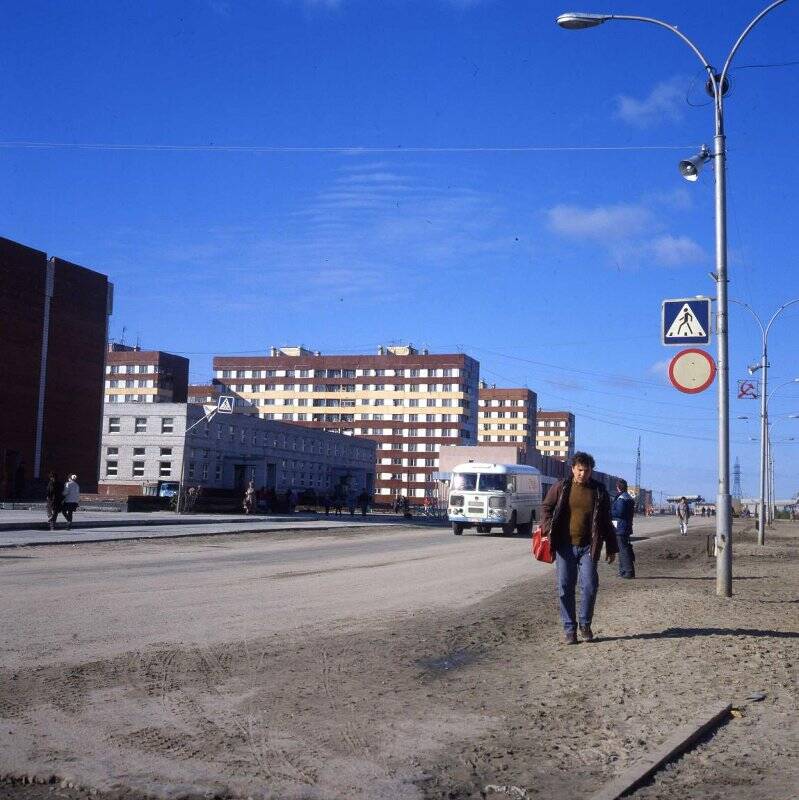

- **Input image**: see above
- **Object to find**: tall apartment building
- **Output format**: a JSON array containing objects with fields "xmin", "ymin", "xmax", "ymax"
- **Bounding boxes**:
[
  {"xmin": 104, "ymin": 344, "xmax": 189, "ymax": 404},
  {"xmin": 0, "ymin": 235, "xmax": 112, "ymax": 497},
  {"xmin": 187, "ymin": 382, "xmax": 223, "ymax": 406},
  {"xmin": 477, "ymin": 383, "xmax": 537, "ymax": 447},
  {"xmin": 536, "ymin": 411, "xmax": 576, "ymax": 461},
  {"xmin": 212, "ymin": 345, "xmax": 480, "ymax": 502}
]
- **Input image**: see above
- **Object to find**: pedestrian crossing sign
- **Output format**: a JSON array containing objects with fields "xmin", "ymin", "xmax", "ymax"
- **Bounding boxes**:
[
  {"xmin": 662, "ymin": 298, "xmax": 711, "ymax": 345},
  {"xmin": 217, "ymin": 395, "xmax": 234, "ymax": 414}
]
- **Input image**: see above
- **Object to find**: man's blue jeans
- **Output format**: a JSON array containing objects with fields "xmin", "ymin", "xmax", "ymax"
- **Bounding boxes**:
[
  {"xmin": 555, "ymin": 542, "xmax": 598, "ymax": 632},
  {"xmin": 615, "ymin": 532, "xmax": 635, "ymax": 577}
]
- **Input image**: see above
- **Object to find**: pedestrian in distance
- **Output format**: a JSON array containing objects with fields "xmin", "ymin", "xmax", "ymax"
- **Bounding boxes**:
[
  {"xmin": 45, "ymin": 471, "xmax": 62, "ymax": 530},
  {"xmin": 323, "ymin": 495, "xmax": 331, "ymax": 515},
  {"xmin": 677, "ymin": 496, "xmax": 691, "ymax": 536},
  {"xmin": 61, "ymin": 474, "xmax": 80, "ymax": 530},
  {"xmin": 357, "ymin": 489, "xmax": 369, "ymax": 516},
  {"xmin": 243, "ymin": 480, "xmax": 256, "ymax": 515},
  {"xmin": 541, "ymin": 452, "xmax": 618, "ymax": 645},
  {"xmin": 611, "ymin": 479, "xmax": 636, "ymax": 579},
  {"xmin": 347, "ymin": 490, "xmax": 356, "ymax": 516}
]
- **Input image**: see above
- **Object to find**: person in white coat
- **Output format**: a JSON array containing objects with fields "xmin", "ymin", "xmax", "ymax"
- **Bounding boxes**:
[{"xmin": 62, "ymin": 475, "xmax": 80, "ymax": 529}]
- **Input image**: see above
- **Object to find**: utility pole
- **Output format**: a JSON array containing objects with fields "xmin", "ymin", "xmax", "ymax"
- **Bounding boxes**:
[{"xmin": 634, "ymin": 436, "xmax": 642, "ymax": 512}]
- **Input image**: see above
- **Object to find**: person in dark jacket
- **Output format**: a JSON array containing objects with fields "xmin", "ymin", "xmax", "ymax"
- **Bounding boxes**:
[
  {"xmin": 611, "ymin": 479, "xmax": 636, "ymax": 579},
  {"xmin": 45, "ymin": 471, "xmax": 62, "ymax": 530},
  {"xmin": 542, "ymin": 452, "xmax": 618, "ymax": 645}
]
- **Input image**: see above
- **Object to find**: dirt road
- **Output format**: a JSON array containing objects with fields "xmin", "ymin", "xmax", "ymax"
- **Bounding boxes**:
[{"xmin": 1, "ymin": 520, "xmax": 796, "ymax": 799}]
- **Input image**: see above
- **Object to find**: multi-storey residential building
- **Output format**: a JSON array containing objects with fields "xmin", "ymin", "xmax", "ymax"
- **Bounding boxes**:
[
  {"xmin": 187, "ymin": 382, "xmax": 223, "ymax": 406},
  {"xmin": 98, "ymin": 403, "xmax": 376, "ymax": 498},
  {"xmin": 212, "ymin": 345, "xmax": 480, "ymax": 503},
  {"xmin": 536, "ymin": 411, "xmax": 576, "ymax": 461},
  {"xmin": 104, "ymin": 344, "xmax": 189, "ymax": 404},
  {"xmin": 477, "ymin": 383, "xmax": 537, "ymax": 447},
  {"xmin": 0, "ymin": 235, "xmax": 112, "ymax": 497}
]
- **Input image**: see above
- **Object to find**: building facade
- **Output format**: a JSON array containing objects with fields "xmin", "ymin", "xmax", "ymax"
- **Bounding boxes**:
[
  {"xmin": 536, "ymin": 411, "xmax": 576, "ymax": 461},
  {"xmin": 0, "ymin": 236, "xmax": 112, "ymax": 497},
  {"xmin": 105, "ymin": 344, "xmax": 189, "ymax": 404},
  {"xmin": 98, "ymin": 403, "xmax": 376, "ymax": 498},
  {"xmin": 188, "ymin": 382, "xmax": 223, "ymax": 406},
  {"xmin": 211, "ymin": 345, "xmax": 480, "ymax": 502},
  {"xmin": 477, "ymin": 383, "xmax": 537, "ymax": 446}
]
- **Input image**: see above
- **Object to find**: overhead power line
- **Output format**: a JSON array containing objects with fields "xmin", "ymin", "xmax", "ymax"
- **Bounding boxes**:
[{"xmin": 0, "ymin": 140, "xmax": 697, "ymax": 154}]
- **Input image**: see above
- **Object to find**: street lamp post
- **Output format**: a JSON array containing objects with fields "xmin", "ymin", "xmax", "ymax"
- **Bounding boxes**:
[
  {"xmin": 731, "ymin": 299, "xmax": 799, "ymax": 543},
  {"xmin": 556, "ymin": 2, "xmax": 790, "ymax": 597}
]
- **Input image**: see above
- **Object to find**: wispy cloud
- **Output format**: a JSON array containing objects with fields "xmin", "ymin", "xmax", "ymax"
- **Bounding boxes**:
[
  {"xmin": 545, "ymin": 197, "xmax": 705, "ymax": 270},
  {"xmin": 616, "ymin": 77, "xmax": 686, "ymax": 128},
  {"xmin": 125, "ymin": 162, "xmax": 524, "ymax": 310}
]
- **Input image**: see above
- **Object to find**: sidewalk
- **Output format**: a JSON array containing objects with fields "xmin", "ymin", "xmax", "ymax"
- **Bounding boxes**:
[
  {"xmin": 420, "ymin": 519, "xmax": 799, "ymax": 799},
  {"xmin": 0, "ymin": 509, "xmax": 445, "ymax": 548}
]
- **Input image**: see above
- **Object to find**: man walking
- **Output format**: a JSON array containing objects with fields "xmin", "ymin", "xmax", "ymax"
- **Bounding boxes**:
[
  {"xmin": 677, "ymin": 496, "xmax": 691, "ymax": 536},
  {"xmin": 611, "ymin": 479, "xmax": 636, "ymax": 579},
  {"xmin": 61, "ymin": 474, "xmax": 80, "ymax": 530},
  {"xmin": 542, "ymin": 452, "xmax": 618, "ymax": 645},
  {"xmin": 45, "ymin": 471, "xmax": 62, "ymax": 530}
]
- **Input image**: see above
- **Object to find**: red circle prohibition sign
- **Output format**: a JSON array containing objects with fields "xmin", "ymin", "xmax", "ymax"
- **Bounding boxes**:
[{"xmin": 668, "ymin": 348, "xmax": 717, "ymax": 394}]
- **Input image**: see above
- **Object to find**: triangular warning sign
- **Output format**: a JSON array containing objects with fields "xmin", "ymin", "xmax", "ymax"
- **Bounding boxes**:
[
  {"xmin": 665, "ymin": 303, "xmax": 707, "ymax": 339},
  {"xmin": 217, "ymin": 396, "xmax": 234, "ymax": 413}
]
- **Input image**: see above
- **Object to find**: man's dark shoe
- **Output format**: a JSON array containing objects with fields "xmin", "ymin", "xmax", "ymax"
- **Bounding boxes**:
[
  {"xmin": 579, "ymin": 624, "xmax": 594, "ymax": 642},
  {"xmin": 563, "ymin": 630, "xmax": 578, "ymax": 645}
]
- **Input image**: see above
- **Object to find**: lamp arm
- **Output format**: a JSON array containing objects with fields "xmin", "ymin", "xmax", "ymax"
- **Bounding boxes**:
[
  {"xmin": 608, "ymin": 15, "xmax": 714, "ymax": 76},
  {"xmin": 720, "ymin": 0, "xmax": 791, "ymax": 89},
  {"xmin": 730, "ymin": 298, "xmax": 765, "ymax": 340},
  {"xmin": 764, "ymin": 297, "xmax": 799, "ymax": 340}
]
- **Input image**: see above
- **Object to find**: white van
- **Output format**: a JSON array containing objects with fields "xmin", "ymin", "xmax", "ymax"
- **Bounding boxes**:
[{"xmin": 447, "ymin": 462, "xmax": 543, "ymax": 536}]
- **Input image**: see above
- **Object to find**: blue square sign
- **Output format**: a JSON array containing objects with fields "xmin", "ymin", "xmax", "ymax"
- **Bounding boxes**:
[{"xmin": 662, "ymin": 298, "xmax": 711, "ymax": 345}]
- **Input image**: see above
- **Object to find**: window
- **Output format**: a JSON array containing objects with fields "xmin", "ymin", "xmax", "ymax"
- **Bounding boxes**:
[
  {"xmin": 105, "ymin": 461, "xmax": 118, "ymax": 477},
  {"xmin": 160, "ymin": 447, "xmax": 172, "ymax": 456},
  {"xmin": 132, "ymin": 461, "xmax": 145, "ymax": 477},
  {"xmin": 161, "ymin": 417, "xmax": 174, "ymax": 434},
  {"xmin": 134, "ymin": 417, "xmax": 147, "ymax": 433},
  {"xmin": 108, "ymin": 417, "xmax": 120, "ymax": 433},
  {"xmin": 133, "ymin": 447, "xmax": 145, "ymax": 457},
  {"xmin": 106, "ymin": 447, "xmax": 118, "ymax": 456},
  {"xmin": 215, "ymin": 463, "xmax": 222, "ymax": 480},
  {"xmin": 159, "ymin": 461, "xmax": 171, "ymax": 478},
  {"xmin": 188, "ymin": 462, "xmax": 195, "ymax": 478},
  {"xmin": 202, "ymin": 463, "xmax": 209, "ymax": 480}
]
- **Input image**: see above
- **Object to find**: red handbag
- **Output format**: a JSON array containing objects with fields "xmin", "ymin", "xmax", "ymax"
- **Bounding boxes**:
[{"xmin": 532, "ymin": 525, "xmax": 555, "ymax": 564}]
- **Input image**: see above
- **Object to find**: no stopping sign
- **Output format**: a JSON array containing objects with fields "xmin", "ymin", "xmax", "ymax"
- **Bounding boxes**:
[{"xmin": 668, "ymin": 348, "xmax": 716, "ymax": 394}]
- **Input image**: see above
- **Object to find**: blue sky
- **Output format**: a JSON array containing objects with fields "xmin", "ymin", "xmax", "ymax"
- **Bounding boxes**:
[{"xmin": 3, "ymin": 0, "xmax": 799, "ymax": 500}]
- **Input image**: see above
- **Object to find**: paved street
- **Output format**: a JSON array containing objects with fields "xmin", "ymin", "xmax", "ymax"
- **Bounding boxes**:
[{"xmin": 0, "ymin": 516, "xmax": 677, "ymax": 669}]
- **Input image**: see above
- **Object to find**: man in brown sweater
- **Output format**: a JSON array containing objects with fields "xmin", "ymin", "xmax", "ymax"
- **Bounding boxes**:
[{"xmin": 542, "ymin": 451, "xmax": 618, "ymax": 644}]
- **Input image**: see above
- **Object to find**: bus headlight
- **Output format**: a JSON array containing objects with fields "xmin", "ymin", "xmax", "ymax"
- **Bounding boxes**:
[{"xmin": 488, "ymin": 496, "xmax": 507, "ymax": 509}]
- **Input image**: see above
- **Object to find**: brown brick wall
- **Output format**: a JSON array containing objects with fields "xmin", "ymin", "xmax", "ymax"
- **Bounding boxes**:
[
  {"xmin": 0, "ymin": 238, "xmax": 48, "ymax": 496},
  {"xmin": 41, "ymin": 257, "xmax": 110, "ymax": 493}
]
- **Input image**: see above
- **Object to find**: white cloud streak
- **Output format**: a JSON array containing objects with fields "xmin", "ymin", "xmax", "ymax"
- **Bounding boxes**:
[
  {"xmin": 616, "ymin": 77, "xmax": 686, "ymax": 128},
  {"xmin": 545, "ymin": 199, "xmax": 706, "ymax": 270}
]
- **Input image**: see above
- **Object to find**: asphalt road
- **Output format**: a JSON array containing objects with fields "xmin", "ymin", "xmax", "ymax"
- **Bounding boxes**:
[{"xmin": 0, "ymin": 516, "xmax": 678, "ymax": 672}]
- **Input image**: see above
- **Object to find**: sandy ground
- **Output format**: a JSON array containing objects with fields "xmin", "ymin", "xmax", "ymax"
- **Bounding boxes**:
[{"xmin": 1, "ymin": 521, "xmax": 796, "ymax": 799}]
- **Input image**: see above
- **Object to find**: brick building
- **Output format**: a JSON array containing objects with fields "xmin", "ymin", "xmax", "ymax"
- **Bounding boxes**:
[
  {"xmin": 0, "ymin": 236, "xmax": 112, "ymax": 497},
  {"xmin": 211, "ymin": 345, "xmax": 480, "ymax": 503},
  {"xmin": 477, "ymin": 383, "xmax": 537, "ymax": 447},
  {"xmin": 536, "ymin": 410, "xmax": 576, "ymax": 461},
  {"xmin": 105, "ymin": 344, "xmax": 189, "ymax": 404}
]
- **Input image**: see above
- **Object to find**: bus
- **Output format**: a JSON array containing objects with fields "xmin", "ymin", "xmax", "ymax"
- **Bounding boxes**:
[{"xmin": 447, "ymin": 462, "xmax": 546, "ymax": 536}]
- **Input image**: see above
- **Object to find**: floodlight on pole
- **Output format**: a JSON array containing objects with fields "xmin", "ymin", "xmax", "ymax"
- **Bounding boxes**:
[{"xmin": 679, "ymin": 145, "xmax": 712, "ymax": 182}]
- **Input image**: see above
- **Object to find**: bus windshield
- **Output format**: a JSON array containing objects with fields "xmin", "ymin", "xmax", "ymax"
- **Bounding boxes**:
[
  {"xmin": 479, "ymin": 473, "xmax": 508, "ymax": 492},
  {"xmin": 452, "ymin": 473, "xmax": 478, "ymax": 491}
]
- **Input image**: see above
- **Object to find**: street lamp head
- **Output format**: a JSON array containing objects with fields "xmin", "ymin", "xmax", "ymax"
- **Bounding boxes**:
[
  {"xmin": 556, "ymin": 12, "xmax": 610, "ymax": 29},
  {"xmin": 679, "ymin": 145, "xmax": 712, "ymax": 182}
]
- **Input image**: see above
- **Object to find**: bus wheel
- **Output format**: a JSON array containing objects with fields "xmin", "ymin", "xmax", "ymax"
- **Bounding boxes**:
[
  {"xmin": 517, "ymin": 520, "xmax": 533, "ymax": 536},
  {"xmin": 501, "ymin": 513, "xmax": 516, "ymax": 536},
  {"xmin": 453, "ymin": 523, "xmax": 465, "ymax": 536}
]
